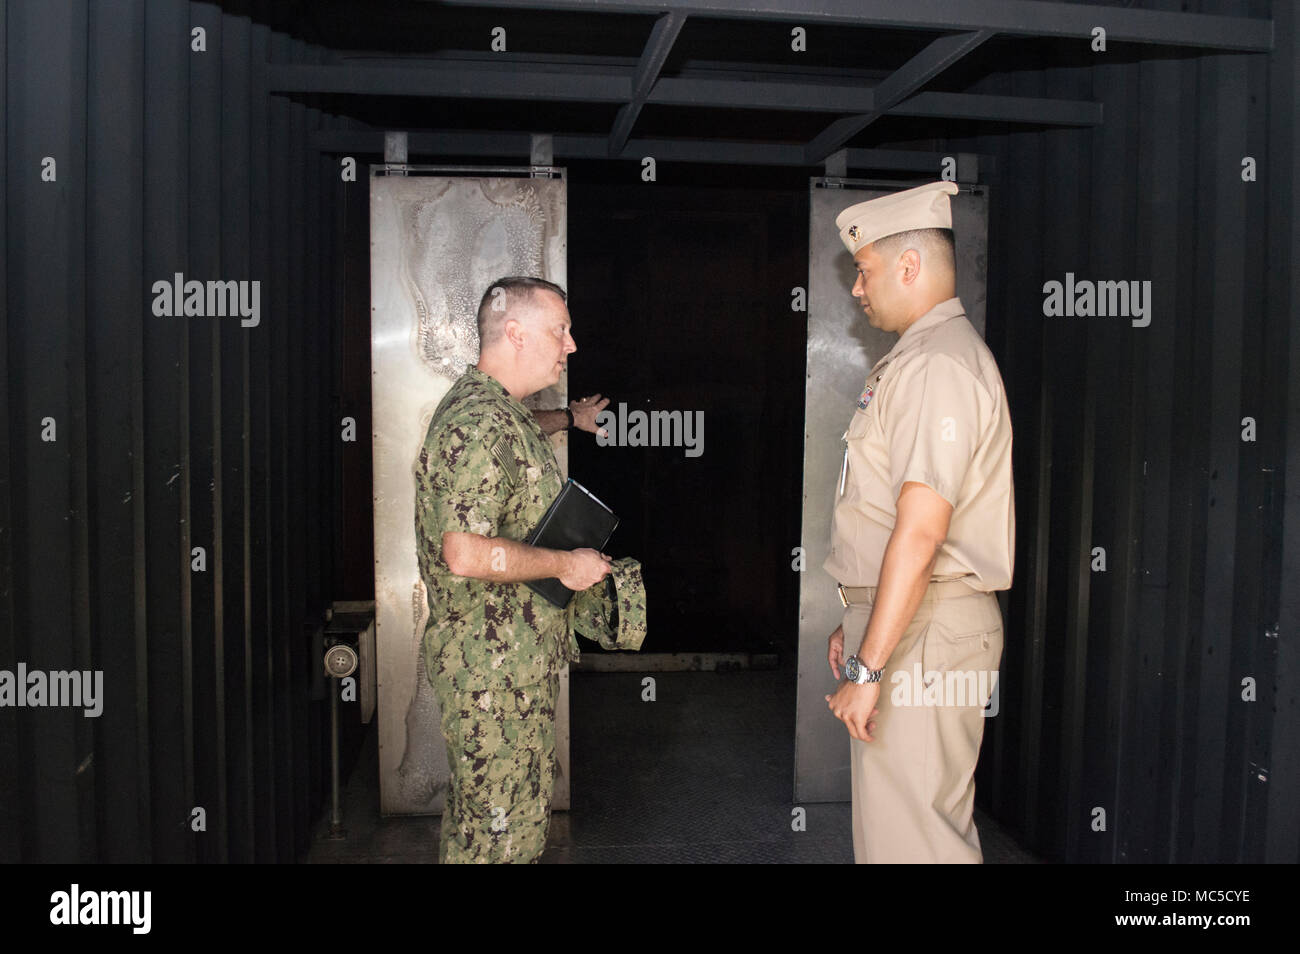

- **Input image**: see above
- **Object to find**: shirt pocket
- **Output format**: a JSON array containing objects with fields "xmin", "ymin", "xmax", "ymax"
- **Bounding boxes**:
[
  {"xmin": 524, "ymin": 458, "xmax": 561, "ymax": 503},
  {"xmin": 845, "ymin": 404, "xmax": 875, "ymax": 442},
  {"xmin": 847, "ymin": 369, "xmax": 887, "ymax": 441},
  {"xmin": 507, "ymin": 457, "xmax": 556, "ymax": 536}
]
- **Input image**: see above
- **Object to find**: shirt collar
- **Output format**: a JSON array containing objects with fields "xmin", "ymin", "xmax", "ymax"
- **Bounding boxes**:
[
  {"xmin": 467, "ymin": 365, "xmax": 534, "ymax": 418},
  {"xmin": 889, "ymin": 297, "xmax": 965, "ymax": 354},
  {"xmin": 466, "ymin": 364, "xmax": 505, "ymax": 395}
]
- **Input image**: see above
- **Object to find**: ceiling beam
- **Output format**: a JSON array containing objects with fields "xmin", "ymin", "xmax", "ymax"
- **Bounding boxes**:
[
  {"xmin": 419, "ymin": 0, "xmax": 1272, "ymax": 52},
  {"xmin": 337, "ymin": 49, "xmax": 886, "ymax": 83},
  {"xmin": 890, "ymin": 91, "xmax": 1100, "ymax": 126},
  {"xmin": 268, "ymin": 63, "xmax": 631, "ymax": 101},
  {"xmin": 649, "ymin": 75, "xmax": 875, "ymax": 112},
  {"xmin": 309, "ymin": 126, "xmax": 964, "ymax": 172},
  {"xmin": 651, "ymin": 79, "xmax": 1100, "ymax": 126},
  {"xmin": 269, "ymin": 64, "xmax": 1099, "ymax": 127},
  {"xmin": 609, "ymin": 12, "xmax": 687, "ymax": 154},
  {"xmin": 803, "ymin": 29, "xmax": 994, "ymax": 163}
]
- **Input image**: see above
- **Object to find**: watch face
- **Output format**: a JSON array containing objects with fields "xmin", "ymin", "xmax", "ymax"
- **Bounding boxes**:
[{"xmin": 845, "ymin": 656, "xmax": 860, "ymax": 682}]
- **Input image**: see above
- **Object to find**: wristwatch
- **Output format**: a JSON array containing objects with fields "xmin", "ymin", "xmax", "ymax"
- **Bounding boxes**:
[
  {"xmin": 844, "ymin": 655, "xmax": 883, "ymax": 685},
  {"xmin": 565, "ymin": 406, "xmax": 575, "ymax": 429}
]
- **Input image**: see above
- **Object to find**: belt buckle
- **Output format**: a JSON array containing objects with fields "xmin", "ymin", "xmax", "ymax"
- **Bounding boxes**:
[{"xmin": 837, "ymin": 583, "xmax": 849, "ymax": 608}]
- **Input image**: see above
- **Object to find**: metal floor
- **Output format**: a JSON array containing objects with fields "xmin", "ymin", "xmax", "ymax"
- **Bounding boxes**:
[{"xmin": 307, "ymin": 667, "xmax": 1041, "ymax": 864}]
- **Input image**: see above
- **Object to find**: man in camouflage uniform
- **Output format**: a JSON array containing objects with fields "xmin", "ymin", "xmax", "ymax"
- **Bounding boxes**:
[{"xmin": 415, "ymin": 276, "xmax": 613, "ymax": 864}]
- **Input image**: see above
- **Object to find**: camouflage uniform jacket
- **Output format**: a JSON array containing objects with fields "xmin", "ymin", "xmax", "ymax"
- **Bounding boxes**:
[{"xmin": 416, "ymin": 366, "xmax": 577, "ymax": 692}]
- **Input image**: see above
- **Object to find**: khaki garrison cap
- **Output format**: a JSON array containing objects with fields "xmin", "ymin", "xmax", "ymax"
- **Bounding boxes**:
[{"xmin": 836, "ymin": 180, "xmax": 959, "ymax": 254}]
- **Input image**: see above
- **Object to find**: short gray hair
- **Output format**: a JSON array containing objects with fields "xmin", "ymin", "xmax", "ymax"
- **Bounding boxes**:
[{"xmin": 476, "ymin": 276, "xmax": 568, "ymax": 346}]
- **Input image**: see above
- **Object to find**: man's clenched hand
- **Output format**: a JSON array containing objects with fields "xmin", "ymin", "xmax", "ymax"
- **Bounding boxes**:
[
  {"xmin": 826, "ymin": 680, "xmax": 881, "ymax": 742},
  {"xmin": 560, "ymin": 547, "xmax": 612, "ymax": 591}
]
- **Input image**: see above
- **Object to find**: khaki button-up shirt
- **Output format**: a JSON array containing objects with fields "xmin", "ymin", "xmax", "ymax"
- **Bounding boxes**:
[{"xmin": 823, "ymin": 297, "xmax": 1015, "ymax": 591}]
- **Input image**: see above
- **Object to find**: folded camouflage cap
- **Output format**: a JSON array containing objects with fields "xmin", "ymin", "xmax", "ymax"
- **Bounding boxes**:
[{"xmin": 569, "ymin": 557, "xmax": 647, "ymax": 652}]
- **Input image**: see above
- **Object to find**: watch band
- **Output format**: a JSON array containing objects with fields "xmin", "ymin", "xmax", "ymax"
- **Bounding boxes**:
[
  {"xmin": 565, "ymin": 406, "xmax": 575, "ymax": 429},
  {"xmin": 846, "ymin": 654, "xmax": 884, "ymax": 684}
]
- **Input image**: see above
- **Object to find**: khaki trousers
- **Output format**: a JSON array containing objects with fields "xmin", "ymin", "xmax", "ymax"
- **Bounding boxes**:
[{"xmin": 842, "ymin": 583, "xmax": 1004, "ymax": 864}]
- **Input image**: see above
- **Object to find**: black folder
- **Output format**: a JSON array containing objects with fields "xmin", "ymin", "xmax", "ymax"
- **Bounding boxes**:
[{"xmin": 524, "ymin": 478, "xmax": 620, "ymax": 608}]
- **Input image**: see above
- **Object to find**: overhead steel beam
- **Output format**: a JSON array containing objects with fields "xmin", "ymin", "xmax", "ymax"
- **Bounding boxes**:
[
  {"xmin": 340, "ymin": 50, "xmax": 882, "ymax": 82},
  {"xmin": 804, "ymin": 29, "xmax": 994, "ymax": 164},
  {"xmin": 420, "ymin": 0, "xmax": 1272, "ymax": 52},
  {"xmin": 610, "ymin": 11, "xmax": 686, "ymax": 154},
  {"xmin": 267, "ymin": 63, "xmax": 632, "ymax": 101},
  {"xmin": 871, "ymin": 29, "xmax": 995, "ymax": 108},
  {"xmin": 309, "ymin": 126, "xmax": 963, "ymax": 172},
  {"xmin": 269, "ymin": 64, "xmax": 1098, "ymax": 127},
  {"xmin": 650, "ymin": 75, "xmax": 876, "ymax": 111},
  {"xmin": 652, "ymin": 80, "xmax": 1099, "ymax": 126},
  {"xmin": 891, "ymin": 90, "xmax": 1100, "ymax": 126}
]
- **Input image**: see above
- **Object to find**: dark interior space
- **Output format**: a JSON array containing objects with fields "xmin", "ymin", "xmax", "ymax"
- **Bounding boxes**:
[
  {"xmin": 2, "ymin": 0, "xmax": 1298, "ymax": 881},
  {"xmin": 564, "ymin": 174, "xmax": 810, "ymax": 654},
  {"xmin": 339, "ymin": 166, "xmax": 812, "ymax": 655}
]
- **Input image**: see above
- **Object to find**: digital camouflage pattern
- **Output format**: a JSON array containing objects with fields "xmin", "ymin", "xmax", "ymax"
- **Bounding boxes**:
[
  {"xmin": 415, "ymin": 366, "xmax": 578, "ymax": 694},
  {"xmin": 433, "ymin": 672, "xmax": 559, "ymax": 864},
  {"xmin": 415, "ymin": 365, "xmax": 647, "ymax": 864},
  {"xmin": 569, "ymin": 557, "xmax": 648, "ymax": 651},
  {"xmin": 416, "ymin": 366, "xmax": 569, "ymax": 864}
]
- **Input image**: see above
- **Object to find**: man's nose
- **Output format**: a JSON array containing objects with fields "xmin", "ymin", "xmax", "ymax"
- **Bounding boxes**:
[
  {"xmin": 564, "ymin": 335, "xmax": 576, "ymax": 355},
  {"xmin": 852, "ymin": 274, "xmax": 864, "ymax": 297}
]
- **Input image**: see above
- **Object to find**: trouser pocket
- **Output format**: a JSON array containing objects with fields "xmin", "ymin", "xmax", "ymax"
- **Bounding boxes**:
[{"xmin": 919, "ymin": 594, "xmax": 1003, "ymax": 709}]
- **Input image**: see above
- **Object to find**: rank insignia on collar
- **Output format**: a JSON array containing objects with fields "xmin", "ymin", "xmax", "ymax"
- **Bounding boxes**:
[{"xmin": 857, "ymin": 383, "xmax": 874, "ymax": 410}]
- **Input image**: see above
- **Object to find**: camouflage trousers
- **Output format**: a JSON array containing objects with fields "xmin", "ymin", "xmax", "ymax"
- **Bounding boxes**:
[{"xmin": 433, "ymin": 672, "xmax": 560, "ymax": 864}]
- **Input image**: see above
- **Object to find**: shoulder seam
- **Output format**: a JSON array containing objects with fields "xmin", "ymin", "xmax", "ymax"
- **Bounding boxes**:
[{"xmin": 910, "ymin": 350, "xmax": 994, "ymax": 398}]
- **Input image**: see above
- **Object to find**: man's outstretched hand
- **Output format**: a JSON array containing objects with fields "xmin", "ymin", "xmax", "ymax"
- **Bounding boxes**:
[{"xmin": 570, "ymin": 394, "xmax": 611, "ymax": 437}]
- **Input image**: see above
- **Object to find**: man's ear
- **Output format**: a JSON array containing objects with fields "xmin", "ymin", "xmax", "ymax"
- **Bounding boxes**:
[
  {"xmin": 899, "ymin": 248, "xmax": 922, "ymax": 286},
  {"xmin": 503, "ymin": 317, "xmax": 526, "ymax": 351}
]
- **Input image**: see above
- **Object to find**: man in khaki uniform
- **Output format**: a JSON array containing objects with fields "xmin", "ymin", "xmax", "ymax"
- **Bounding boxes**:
[{"xmin": 823, "ymin": 181, "xmax": 1014, "ymax": 863}]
